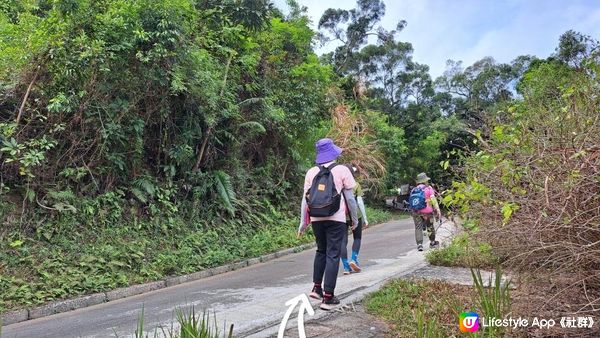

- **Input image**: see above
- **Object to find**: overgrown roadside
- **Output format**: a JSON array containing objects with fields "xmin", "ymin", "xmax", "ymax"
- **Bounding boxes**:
[
  {"xmin": 365, "ymin": 279, "xmax": 481, "ymax": 337},
  {"xmin": 410, "ymin": 224, "xmax": 600, "ymax": 337},
  {"xmin": 365, "ymin": 259, "xmax": 531, "ymax": 338},
  {"xmin": 0, "ymin": 208, "xmax": 396, "ymax": 315},
  {"xmin": 426, "ymin": 231, "xmax": 499, "ymax": 268},
  {"xmin": 417, "ymin": 40, "xmax": 600, "ymax": 337}
]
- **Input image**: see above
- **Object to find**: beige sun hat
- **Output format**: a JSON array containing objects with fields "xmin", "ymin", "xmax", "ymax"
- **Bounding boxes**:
[{"xmin": 416, "ymin": 172, "xmax": 430, "ymax": 184}]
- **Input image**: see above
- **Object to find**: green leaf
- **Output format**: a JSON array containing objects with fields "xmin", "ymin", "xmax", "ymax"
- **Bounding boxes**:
[
  {"xmin": 10, "ymin": 240, "xmax": 23, "ymax": 248},
  {"xmin": 214, "ymin": 171, "xmax": 235, "ymax": 215},
  {"xmin": 501, "ymin": 203, "xmax": 519, "ymax": 225},
  {"xmin": 53, "ymin": 202, "xmax": 77, "ymax": 213},
  {"xmin": 238, "ymin": 121, "xmax": 266, "ymax": 134},
  {"xmin": 25, "ymin": 189, "xmax": 35, "ymax": 203},
  {"xmin": 130, "ymin": 187, "xmax": 148, "ymax": 204}
]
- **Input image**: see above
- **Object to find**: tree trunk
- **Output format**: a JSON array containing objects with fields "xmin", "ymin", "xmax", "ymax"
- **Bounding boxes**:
[
  {"xmin": 193, "ymin": 54, "xmax": 233, "ymax": 171},
  {"xmin": 16, "ymin": 67, "xmax": 40, "ymax": 125}
]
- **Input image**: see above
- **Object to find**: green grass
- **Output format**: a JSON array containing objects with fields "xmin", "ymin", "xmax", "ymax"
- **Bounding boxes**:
[
  {"xmin": 365, "ymin": 206, "xmax": 406, "ymax": 225},
  {"xmin": 170, "ymin": 307, "xmax": 233, "ymax": 338},
  {"xmin": 365, "ymin": 279, "xmax": 474, "ymax": 337},
  {"xmin": 471, "ymin": 267, "xmax": 511, "ymax": 338},
  {"xmin": 365, "ymin": 267, "xmax": 511, "ymax": 338},
  {"xmin": 0, "ymin": 216, "xmax": 313, "ymax": 313},
  {"xmin": 116, "ymin": 306, "xmax": 234, "ymax": 338},
  {"xmin": 426, "ymin": 232, "xmax": 499, "ymax": 268}
]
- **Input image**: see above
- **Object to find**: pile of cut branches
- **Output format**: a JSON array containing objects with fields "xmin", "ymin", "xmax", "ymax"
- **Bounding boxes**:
[{"xmin": 328, "ymin": 103, "xmax": 386, "ymax": 195}]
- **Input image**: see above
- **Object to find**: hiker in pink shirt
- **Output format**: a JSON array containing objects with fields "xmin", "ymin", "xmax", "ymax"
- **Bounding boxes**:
[
  {"xmin": 409, "ymin": 173, "xmax": 442, "ymax": 251},
  {"xmin": 298, "ymin": 138, "xmax": 359, "ymax": 311}
]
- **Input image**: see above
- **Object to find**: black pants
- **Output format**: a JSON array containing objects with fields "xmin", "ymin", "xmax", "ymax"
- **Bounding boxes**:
[{"xmin": 312, "ymin": 220, "xmax": 346, "ymax": 294}]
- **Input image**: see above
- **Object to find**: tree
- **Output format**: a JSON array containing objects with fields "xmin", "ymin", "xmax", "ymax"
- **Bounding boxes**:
[
  {"xmin": 555, "ymin": 30, "xmax": 599, "ymax": 68},
  {"xmin": 196, "ymin": 0, "xmax": 274, "ymax": 32},
  {"xmin": 317, "ymin": 0, "xmax": 405, "ymax": 74},
  {"xmin": 435, "ymin": 56, "xmax": 535, "ymax": 130},
  {"xmin": 0, "ymin": 0, "xmax": 333, "ymax": 226}
]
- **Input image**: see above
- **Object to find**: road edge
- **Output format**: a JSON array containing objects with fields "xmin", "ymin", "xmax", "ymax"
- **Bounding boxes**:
[
  {"xmin": 1, "ymin": 218, "xmax": 403, "ymax": 327},
  {"xmin": 1, "ymin": 242, "xmax": 315, "ymax": 326}
]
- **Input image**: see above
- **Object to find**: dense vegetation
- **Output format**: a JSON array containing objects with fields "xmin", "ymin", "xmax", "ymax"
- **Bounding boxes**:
[
  {"xmin": 0, "ymin": 0, "xmax": 598, "ymax": 319},
  {"xmin": 443, "ymin": 35, "xmax": 600, "ymax": 317},
  {"xmin": 0, "ymin": 0, "xmax": 439, "ymax": 312}
]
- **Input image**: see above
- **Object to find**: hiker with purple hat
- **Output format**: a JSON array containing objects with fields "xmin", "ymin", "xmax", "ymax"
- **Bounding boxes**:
[{"xmin": 298, "ymin": 138, "xmax": 359, "ymax": 311}]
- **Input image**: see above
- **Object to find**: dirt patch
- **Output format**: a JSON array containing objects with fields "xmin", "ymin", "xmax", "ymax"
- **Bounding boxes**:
[{"xmin": 275, "ymin": 303, "xmax": 389, "ymax": 338}]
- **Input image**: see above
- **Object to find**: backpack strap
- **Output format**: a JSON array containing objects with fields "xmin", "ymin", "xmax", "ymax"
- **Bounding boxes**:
[{"xmin": 317, "ymin": 163, "xmax": 337, "ymax": 174}]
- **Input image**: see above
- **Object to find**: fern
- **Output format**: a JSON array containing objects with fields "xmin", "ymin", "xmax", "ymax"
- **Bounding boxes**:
[
  {"xmin": 238, "ymin": 97, "xmax": 266, "ymax": 108},
  {"xmin": 133, "ymin": 177, "xmax": 156, "ymax": 196},
  {"xmin": 130, "ymin": 187, "xmax": 148, "ymax": 204},
  {"xmin": 214, "ymin": 130, "xmax": 238, "ymax": 146},
  {"xmin": 131, "ymin": 176, "xmax": 156, "ymax": 203},
  {"xmin": 47, "ymin": 189, "xmax": 76, "ymax": 202},
  {"xmin": 213, "ymin": 171, "xmax": 235, "ymax": 216},
  {"xmin": 238, "ymin": 121, "xmax": 266, "ymax": 134}
]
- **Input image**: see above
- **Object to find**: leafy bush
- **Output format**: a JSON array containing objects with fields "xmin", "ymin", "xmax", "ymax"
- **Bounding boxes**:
[
  {"xmin": 426, "ymin": 232, "xmax": 499, "ymax": 268},
  {"xmin": 443, "ymin": 51, "xmax": 600, "ymax": 312},
  {"xmin": 0, "ymin": 0, "xmax": 334, "ymax": 230}
]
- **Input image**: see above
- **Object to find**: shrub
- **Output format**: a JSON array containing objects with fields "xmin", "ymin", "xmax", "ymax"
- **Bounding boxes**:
[
  {"xmin": 426, "ymin": 232, "xmax": 499, "ymax": 268},
  {"xmin": 444, "ymin": 58, "xmax": 600, "ymax": 312}
]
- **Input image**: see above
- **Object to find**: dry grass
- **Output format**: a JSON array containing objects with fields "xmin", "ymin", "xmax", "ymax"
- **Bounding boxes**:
[
  {"xmin": 457, "ymin": 65, "xmax": 600, "ymax": 330},
  {"xmin": 365, "ymin": 279, "xmax": 476, "ymax": 337},
  {"xmin": 327, "ymin": 103, "xmax": 386, "ymax": 194},
  {"xmin": 511, "ymin": 272, "xmax": 600, "ymax": 338}
]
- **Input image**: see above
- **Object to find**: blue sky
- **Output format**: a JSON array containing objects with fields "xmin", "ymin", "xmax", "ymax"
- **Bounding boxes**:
[{"xmin": 273, "ymin": 0, "xmax": 600, "ymax": 78}]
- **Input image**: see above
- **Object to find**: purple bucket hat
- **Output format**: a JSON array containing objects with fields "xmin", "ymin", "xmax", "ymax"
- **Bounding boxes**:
[{"xmin": 315, "ymin": 138, "xmax": 343, "ymax": 164}]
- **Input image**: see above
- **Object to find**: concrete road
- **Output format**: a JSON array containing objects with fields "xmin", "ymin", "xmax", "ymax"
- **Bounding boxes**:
[{"xmin": 2, "ymin": 218, "xmax": 445, "ymax": 338}]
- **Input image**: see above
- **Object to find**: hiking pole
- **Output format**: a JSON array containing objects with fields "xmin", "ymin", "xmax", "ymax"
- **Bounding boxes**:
[{"xmin": 434, "ymin": 216, "xmax": 444, "ymax": 232}]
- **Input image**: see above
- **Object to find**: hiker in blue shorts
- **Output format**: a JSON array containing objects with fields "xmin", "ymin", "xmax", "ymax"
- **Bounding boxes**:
[{"xmin": 341, "ymin": 164, "xmax": 369, "ymax": 274}]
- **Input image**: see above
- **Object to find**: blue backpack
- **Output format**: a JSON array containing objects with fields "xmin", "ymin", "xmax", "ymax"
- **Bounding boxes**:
[{"xmin": 408, "ymin": 186, "xmax": 427, "ymax": 211}]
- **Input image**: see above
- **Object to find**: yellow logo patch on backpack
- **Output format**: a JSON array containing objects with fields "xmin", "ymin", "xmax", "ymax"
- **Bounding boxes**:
[{"xmin": 318, "ymin": 184, "xmax": 326, "ymax": 191}]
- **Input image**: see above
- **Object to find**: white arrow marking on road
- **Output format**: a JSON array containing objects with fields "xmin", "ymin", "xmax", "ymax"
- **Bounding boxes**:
[
  {"xmin": 589, "ymin": 316, "xmax": 594, "ymax": 328},
  {"xmin": 278, "ymin": 294, "xmax": 315, "ymax": 338}
]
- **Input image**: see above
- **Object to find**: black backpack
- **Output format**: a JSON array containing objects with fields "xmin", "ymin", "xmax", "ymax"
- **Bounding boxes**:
[{"xmin": 305, "ymin": 164, "xmax": 341, "ymax": 217}]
